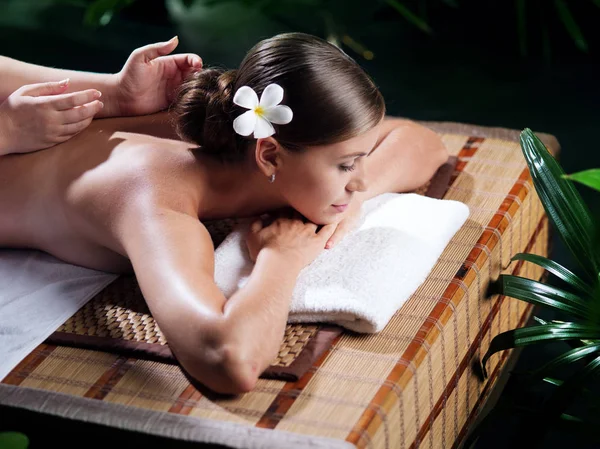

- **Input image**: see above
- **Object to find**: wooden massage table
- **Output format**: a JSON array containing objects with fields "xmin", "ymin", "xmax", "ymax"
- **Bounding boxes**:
[{"xmin": 0, "ymin": 120, "xmax": 560, "ymax": 449}]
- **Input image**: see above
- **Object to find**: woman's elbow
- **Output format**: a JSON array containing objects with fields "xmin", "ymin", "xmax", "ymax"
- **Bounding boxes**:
[
  {"xmin": 413, "ymin": 133, "xmax": 449, "ymax": 192},
  {"xmin": 426, "ymin": 128, "xmax": 449, "ymax": 168},
  {"xmin": 182, "ymin": 342, "xmax": 259, "ymax": 395}
]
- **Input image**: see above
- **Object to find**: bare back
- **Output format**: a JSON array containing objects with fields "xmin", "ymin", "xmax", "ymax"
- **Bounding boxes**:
[
  {"xmin": 0, "ymin": 112, "xmax": 200, "ymax": 272},
  {"xmin": 0, "ymin": 115, "xmax": 257, "ymax": 393}
]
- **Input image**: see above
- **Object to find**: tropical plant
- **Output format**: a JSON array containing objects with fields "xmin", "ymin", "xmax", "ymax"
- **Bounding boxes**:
[
  {"xmin": 59, "ymin": 0, "xmax": 600, "ymax": 61},
  {"xmin": 465, "ymin": 129, "xmax": 600, "ymax": 448},
  {"xmin": 0, "ymin": 432, "xmax": 29, "ymax": 449},
  {"xmin": 516, "ymin": 0, "xmax": 596, "ymax": 59}
]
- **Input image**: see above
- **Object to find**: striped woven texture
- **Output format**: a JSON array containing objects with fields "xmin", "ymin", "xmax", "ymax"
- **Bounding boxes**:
[
  {"xmin": 52, "ymin": 274, "xmax": 322, "ymax": 368},
  {"xmin": 2, "ymin": 127, "xmax": 557, "ymax": 449}
]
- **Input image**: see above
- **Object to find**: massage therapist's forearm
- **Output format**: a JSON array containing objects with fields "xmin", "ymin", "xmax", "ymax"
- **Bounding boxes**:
[
  {"xmin": 0, "ymin": 56, "xmax": 118, "ymax": 117},
  {"xmin": 220, "ymin": 248, "xmax": 304, "ymax": 386}
]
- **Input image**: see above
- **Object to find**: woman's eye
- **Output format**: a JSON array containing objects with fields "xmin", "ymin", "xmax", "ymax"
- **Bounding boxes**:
[{"xmin": 340, "ymin": 164, "xmax": 356, "ymax": 172}]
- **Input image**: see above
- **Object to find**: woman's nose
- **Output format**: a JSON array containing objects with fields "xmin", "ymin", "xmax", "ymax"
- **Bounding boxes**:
[
  {"xmin": 349, "ymin": 177, "xmax": 368, "ymax": 193},
  {"xmin": 347, "ymin": 165, "xmax": 368, "ymax": 193}
]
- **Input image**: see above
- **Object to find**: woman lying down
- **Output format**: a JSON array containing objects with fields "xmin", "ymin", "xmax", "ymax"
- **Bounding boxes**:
[{"xmin": 0, "ymin": 33, "xmax": 448, "ymax": 395}]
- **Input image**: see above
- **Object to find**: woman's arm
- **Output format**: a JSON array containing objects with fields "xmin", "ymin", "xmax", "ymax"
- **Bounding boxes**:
[
  {"xmin": 120, "ymin": 202, "xmax": 304, "ymax": 395},
  {"xmin": 357, "ymin": 117, "xmax": 449, "ymax": 202}
]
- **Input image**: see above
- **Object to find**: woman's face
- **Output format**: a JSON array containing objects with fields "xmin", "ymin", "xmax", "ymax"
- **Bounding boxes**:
[{"xmin": 278, "ymin": 123, "xmax": 381, "ymax": 225}]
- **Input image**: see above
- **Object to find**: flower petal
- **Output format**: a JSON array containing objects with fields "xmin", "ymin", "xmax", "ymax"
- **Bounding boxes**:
[
  {"xmin": 264, "ymin": 105, "xmax": 293, "ymax": 125},
  {"xmin": 253, "ymin": 116, "xmax": 275, "ymax": 139},
  {"xmin": 259, "ymin": 84, "xmax": 284, "ymax": 108},
  {"xmin": 233, "ymin": 86, "xmax": 258, "ymax": 109},
  {"xmin": 233, "ymin": 110, "xmax": 257, "ymax": 136}
]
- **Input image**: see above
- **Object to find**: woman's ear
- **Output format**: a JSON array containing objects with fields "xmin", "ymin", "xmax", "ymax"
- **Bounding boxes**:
[{"xmin": 254, "ymin": 137, "xmax": 283, "ymax": 175}]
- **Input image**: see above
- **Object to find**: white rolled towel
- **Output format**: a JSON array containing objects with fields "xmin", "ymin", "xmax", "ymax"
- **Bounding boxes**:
[{"xmin": 213, "ymin": 193, "xmax": 470, "ymax": 333}]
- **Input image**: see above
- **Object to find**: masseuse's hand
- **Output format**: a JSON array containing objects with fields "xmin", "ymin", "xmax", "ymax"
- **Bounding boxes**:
[
  {"xmin": 114, "ymin": 36, "xmax": 203, "ymax": 117},
  {"xmin": 323, "ymin": 199, "xmax": 364, "ymax": 250},
  {"xmin": 0, "ymin": 80, "xmax": 103, "ymax": 154},
  {"xmin": 246, "ymin": 210, "xmax": 337, "ymax": 269}
]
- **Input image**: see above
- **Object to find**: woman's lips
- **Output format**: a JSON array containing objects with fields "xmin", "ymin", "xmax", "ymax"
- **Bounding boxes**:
[{"xmin": 332, "ymin": 204, "xmax": 348, "ymax": 213}]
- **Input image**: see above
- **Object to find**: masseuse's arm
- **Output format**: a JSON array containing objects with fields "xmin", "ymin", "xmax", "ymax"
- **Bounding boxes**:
[
  {"xmin": 358, "ymin": 117, "xmax": 449, "ymax": 201},
  {"xmin": 0, "ymin": 38, "xmax": 201, "ymax": 155},
  {"xmin": 0, "ymin": 56, "xmax": 112, "ymax": 109},
  {"xmin": 0, "ymin": 37, "xmax": 201, "ymax": 118}
]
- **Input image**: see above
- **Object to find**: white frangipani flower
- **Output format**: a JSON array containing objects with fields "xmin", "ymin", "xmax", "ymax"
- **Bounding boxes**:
[{"xmin": 232, "ymin": 84, "xmax": 293, "ymax": 139}]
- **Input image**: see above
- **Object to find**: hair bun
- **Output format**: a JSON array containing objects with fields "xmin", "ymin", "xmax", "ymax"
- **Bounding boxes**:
[
  {"xmin": 172, "ymin": 68, "xmax": 242, "ymax": 162},
  {"xmin": 214, "ymin": 69, "xmax": 237, "ymax": 106}
]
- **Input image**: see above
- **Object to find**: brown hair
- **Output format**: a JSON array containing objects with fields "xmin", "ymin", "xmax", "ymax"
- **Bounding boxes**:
[{"xmin": 172, "ymin": 32, "xmax": 386, "ymax": 164}]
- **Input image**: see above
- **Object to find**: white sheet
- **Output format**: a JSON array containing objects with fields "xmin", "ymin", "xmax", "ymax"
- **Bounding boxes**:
[{"xmin": 0, "ymin": 249, "xmax": 117, "ymax": 381}]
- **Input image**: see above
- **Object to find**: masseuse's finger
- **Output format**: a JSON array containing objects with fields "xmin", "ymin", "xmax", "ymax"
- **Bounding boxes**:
[
  {"xmin": 50, "ymin": 89, "xmax": 102, "ymax": 111},
  {"xmin": 60, "ymin": 100, "xmax": 104, "ymax": 124},
  {"xmin": 59, "ymin": 116, "xmax": 94, "ymax": 138},
  {"xmin": 131, "ymin": 36, "xmax": 179, "ymax": 63},
  {"xmin": 157, "ymin": 53, "xmax": 203, "ymax": 74},
  {"xmin": 18, "ymin": 79, "xmax": 70, "ymax": 97}
]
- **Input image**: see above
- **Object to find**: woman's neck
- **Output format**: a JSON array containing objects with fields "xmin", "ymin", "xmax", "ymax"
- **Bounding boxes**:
[{"xmin": 192, "ymin": 151, "xmax": 289, "ymax": 221}]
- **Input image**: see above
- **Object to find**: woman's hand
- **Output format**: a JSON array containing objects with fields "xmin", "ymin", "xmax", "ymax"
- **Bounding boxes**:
[
  {"xmin": 323, "ymin": 200, "xmax": 364, "ymax": 249},
  {"xmin": 113, "ymin": 36, "xmax": 203, "ymax": 117},
  {"xmin": 0, "ymin": 80, "xmax": 103, "ymax": 154},
  {"xmin": 245, "ymin": 209, "xmax": 337, "ymax": 269}
]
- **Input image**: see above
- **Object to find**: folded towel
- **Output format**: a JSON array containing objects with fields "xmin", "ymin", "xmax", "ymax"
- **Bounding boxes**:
[
  {"xmin": 214, "ymin": 193, "xmax": 470, "ymax": 333},
  {"xmin": 0, "ymin": 250, "xmax": 117, "ymax": 381}
]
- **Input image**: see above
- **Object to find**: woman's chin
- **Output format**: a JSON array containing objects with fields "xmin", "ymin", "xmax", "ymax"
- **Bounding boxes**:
[
  {"xmin": 318, "ymin": 212, "xmax": 344, "ymax": 226},
  {"xmin": 300, "ymin": 206, "xmax": 344, "ymax": 226}
]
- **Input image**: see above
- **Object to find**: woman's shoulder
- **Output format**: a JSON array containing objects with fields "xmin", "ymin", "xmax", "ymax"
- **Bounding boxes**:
[
  {"xmin": 65, "ymin": 127, "xmax": 201, "ymax": 239},
  {"xmin": 87, "ymin": 111, "xmax": 182, "ymax": 141}
]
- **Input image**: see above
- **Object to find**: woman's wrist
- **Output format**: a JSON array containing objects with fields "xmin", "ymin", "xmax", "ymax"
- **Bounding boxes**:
[{"xmin": 256, "ymin": 247, "xmax": 304, "ymax": 275}]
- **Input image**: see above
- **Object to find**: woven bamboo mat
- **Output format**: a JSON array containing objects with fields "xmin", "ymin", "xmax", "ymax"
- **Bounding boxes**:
[
  {"xmin": 1, "ymin": 124, "xmax": 558, "ymax": 449},
  {"xmin": 46, "ymin": 275, "xmax": 340, "ymax": 382}
]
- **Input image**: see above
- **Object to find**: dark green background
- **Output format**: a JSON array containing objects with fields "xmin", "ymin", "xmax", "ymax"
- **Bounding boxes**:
[{"xmin": 1, "ymin": 0, "xmax": 599, "ymax": 447}]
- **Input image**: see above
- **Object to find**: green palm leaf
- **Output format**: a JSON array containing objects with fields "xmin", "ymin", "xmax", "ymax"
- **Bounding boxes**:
[
  {"xmin": 520, "ymin": 129, "xmax": 599, "ymax": 283},
  {"xmin": 556, "ymin": 412, "xmax": 600, "ymax": 441},
  {"xmin": 554, "ymin": 0, "xmax": 589, "ymax": 53},
  {"xmin": 542, "ymin": 376, "xmax": 565, "ymax": 387},
  {"xmin": 481, "ymin": 322, "xmax": 600, "ymax": 377},
  {"xmin": 84, "ymin": 0, "xmax": 136, "ymax": 27},
  {"xmin": 543, "ymin": 376, "xmax": 600, "ymax": 406},
  {"xmin": 533, "ymin": 354, "xmax": 600, "ymax": 433},
  {"xmin": 516, "ymin": 0, "xmax": 527, "ymax": 56},
  {"xmin": 0, "ymin": 433, "xmax": 29, "ymax": 449},
  {"xmin": 385, "ymin": 0, "xmax": 432, "ymax": 34},
  {"xmin": 563, "ymin": 169, "xmax": 600, "ymax": 193},
  {"xmin": 495, "ymin": 274, "xmax": 591, "ymax": 319},
  {"xmin": 525, "ymin": 344, "xmax": 600, "ymax": 385},
  {"xmin": 440, "ymin": 0, "xmax": 459, "ymax": 7},
  {"xmin": 510, "ymin": 253, "xmax": 594, "ymax": 296}
]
